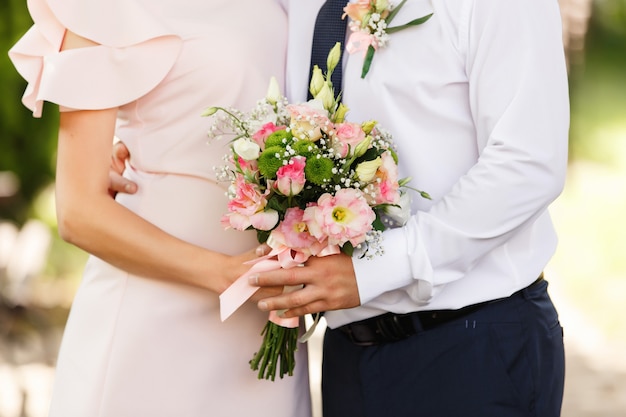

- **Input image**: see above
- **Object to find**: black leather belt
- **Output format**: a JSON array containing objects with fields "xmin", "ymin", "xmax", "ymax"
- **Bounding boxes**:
[{"xmin": 338, "ymin": 274, "xmax": 544, "ymax": 346}]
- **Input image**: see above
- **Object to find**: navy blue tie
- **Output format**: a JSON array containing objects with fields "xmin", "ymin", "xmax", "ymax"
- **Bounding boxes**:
[{"xmin": 308, "ymin": 0, "xmax": 349, "ymax": 99}]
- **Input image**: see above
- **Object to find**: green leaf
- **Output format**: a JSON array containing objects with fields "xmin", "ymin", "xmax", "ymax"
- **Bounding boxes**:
[
  {"xmin": 386, "ymin": 0, "xmax": 409, "ymax": 24},
  {"xmin": 373, "ymin": 215, "xmax": 386, "ymax": 231},
  {"xmin": 256, "ymin": 229, "xmax": 270, "ymax": 244},
  {"xmin": 361, "ymin": 45, "xmax": 376, "ymax": 78},
  {"xmin": 341, "ymin": 241, "xmax": 355, "ymax": 257},
  {"xmin": 387, "ymin": 13, "xmax": 433, "ymax": 34},
  {"xmin": 354, "ymin": 147, "xmax": 384, "ymax": 166},
  {"xmin": 266, "ymin": 195, "xmax": 288, "ymax": 213}
]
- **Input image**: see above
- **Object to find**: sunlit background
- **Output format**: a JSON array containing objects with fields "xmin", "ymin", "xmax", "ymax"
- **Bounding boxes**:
[{"xmin": 1, "ymin": 1, "xmax": 625, "ymax": 416}]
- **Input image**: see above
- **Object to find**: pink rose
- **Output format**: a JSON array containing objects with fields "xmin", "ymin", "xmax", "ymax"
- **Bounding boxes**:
[
  {"xmin": 304, "ymin": 188, "xmax": 376, "ymax": 247},
  {"xmin": 252, "ymin": 122, "xmax": 285, "ymax": 149},
  {"xmin": 287, "ymin": 102, "xmax": 332, "ymax": 141},
  {"xmin": 332, "ymin": 122, "xmax": 367, "ymax": 158},
  {"xmin": 224, "ymin": 175, "xmax": 278, "ymax": 231},
  {"xmin": 363, "ymin": 151, "xmax": 400, "ymax": 205},
  {"xmin": 236, "ymin": 155, "xmax": 258, "ymax": 174},
  {"xmin": 275, "ymin": 156, "xmax": 306, "ymax": 196}
]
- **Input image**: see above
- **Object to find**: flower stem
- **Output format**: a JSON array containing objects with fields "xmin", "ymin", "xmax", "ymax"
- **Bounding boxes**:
[{"xmin": 250, "ymin": 321, "xmax": 299, "ymax": 381}]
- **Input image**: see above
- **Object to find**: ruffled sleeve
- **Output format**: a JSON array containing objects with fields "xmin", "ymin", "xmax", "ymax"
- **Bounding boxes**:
[{"xmin": 8, "ymin": 0, "xmax": 182, "ymax": 117}]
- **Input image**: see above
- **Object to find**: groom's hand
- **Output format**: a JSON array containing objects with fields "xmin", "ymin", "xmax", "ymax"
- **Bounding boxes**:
[
  {"xmin": 252, "ymin": 253, "xmax": 361, "ymax": 317},
  {"xmin": 108, "ymin": 141, "xmax": 137, "ymax": 197}
]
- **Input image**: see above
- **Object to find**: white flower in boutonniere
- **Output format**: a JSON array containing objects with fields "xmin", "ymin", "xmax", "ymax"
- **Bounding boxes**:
[{"xmin": 342, "ymin": 0, "xmax": 433, "ymax": 78}]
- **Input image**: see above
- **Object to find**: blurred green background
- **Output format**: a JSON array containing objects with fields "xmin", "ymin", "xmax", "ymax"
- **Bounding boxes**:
[{"xmin": 1, "ymin": 0, "xmax": 626, "ymax": 416}]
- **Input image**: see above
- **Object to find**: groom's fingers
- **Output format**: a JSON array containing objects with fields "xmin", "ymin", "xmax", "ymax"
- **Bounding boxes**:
[
  {"xmin": 253, "ymin": 253, "xmax": 360, "ymax": 315},
  {"xmin": 108, "ymin": 141, "xmax": 137, "ymax": 197},
  {"xmin": 108, "ymin": 171, "xmax": 137, "ymax": 197},
  {"xmin": 251, "ymin": 265, "xmax": 307, "ymax": 288},
  {"xmin": 257, "ymin": 284, "xmax": 321, "ymax": 317},
  {"xmin": 111, "ymin": 140, "xmax": 130, "ymax": 173}
]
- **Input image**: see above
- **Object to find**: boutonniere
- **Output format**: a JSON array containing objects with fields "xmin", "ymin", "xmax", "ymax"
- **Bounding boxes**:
[{"xmin": 343, "ymin": 0, "xmax": 433, "ymax": 78}]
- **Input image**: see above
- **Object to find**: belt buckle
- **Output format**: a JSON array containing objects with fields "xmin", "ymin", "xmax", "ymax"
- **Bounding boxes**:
[
  {"xmin": 341, "ymin": 324, "xmax": 378, "ymax": 347},
  {"xmin": 377, "ymin": 314, "xmax": 416, "ymax": 342}
]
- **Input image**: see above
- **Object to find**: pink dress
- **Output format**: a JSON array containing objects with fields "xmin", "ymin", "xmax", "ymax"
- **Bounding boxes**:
[{"xmin": 9, "ymin": 0, "xmax": 312, "ymax": 416}]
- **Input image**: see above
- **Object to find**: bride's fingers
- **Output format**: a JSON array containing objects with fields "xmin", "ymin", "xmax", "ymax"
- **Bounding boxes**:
[{"xmin": 255, "ymin": 243, "xmax": 271, "ymax": 257}]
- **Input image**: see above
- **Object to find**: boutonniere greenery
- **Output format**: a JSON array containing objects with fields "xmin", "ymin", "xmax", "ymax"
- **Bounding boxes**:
[{"xmin": 343, "ymin": 0, "xmax": 433, "ymax": 78}]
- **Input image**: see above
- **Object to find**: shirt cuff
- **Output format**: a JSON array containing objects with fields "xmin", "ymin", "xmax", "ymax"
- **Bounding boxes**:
[{"xmin": 353, "ymin": 227, "xmax": 413, "ymax": 304}]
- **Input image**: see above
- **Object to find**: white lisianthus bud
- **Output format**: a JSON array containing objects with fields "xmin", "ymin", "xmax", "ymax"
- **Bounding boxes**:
[
  {"xmin": 316, "ymin": 83, "xmax": 335, "ymax": 113},
  {"xmin": 326, "ymin": 42, "xmax": 342, "ymax": 75},
  {"xmin": 398, "ymin": 176, "xmax": 412, "ymax": 187},
  {"xmin": 353, "ymin": 135, "xmax": 372, "ymax": 158},
  {"xmin": 266, "ymin": 76, "xmax": 282, "ymax": 105},
  {"xmin": 356, "ymin": 157, "xmax": 382, "ymax": 182},
  {"xmin": 201, "ymin": 106, "xmax": 219, "ymax": 117},
  {"xmin": 233, "ymin": 138, "xmax": 261, "ymax": 161},
  {"xmin": 309, "ymin": 66, "xmax": 325, "ymax": 98},
  {"xmin": 361, "ymin": 120, "xmax": 378, "ymax": 135},
  {"xmin": 334, "ymin": 103, "xmax": 349, "ymax": 123}
]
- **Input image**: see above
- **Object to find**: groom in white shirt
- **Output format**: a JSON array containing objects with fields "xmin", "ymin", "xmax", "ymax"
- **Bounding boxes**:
[
  {"xmin": 255, "ymin": 0, "xmax": 569, "ymax": 416},
  {"xmin": 110, "ymin": 0, "xmax": 568, "ymax": 414}
]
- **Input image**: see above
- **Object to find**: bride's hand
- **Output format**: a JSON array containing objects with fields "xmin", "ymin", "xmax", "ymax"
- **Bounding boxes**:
[
  {"xmin": 223, "ymin": 244, "xmax": 283, "ymax": 302},
  {"xmin": 247, "ymin": 244, "xmax": 284, "ymax": 301},
  {"xmin": 108, "ymin": 141, "xmax": 138, "ymax": 197}
]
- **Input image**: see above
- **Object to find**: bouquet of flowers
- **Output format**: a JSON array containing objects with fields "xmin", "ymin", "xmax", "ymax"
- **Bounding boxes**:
[{"xmin": 204, "ymin": 43, "xmax": 428, "ymax": 381}]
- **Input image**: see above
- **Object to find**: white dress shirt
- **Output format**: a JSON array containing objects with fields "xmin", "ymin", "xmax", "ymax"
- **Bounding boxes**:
[{"xmin": 286, "ymin": 0, "xmax": 570, "ymax": 328}]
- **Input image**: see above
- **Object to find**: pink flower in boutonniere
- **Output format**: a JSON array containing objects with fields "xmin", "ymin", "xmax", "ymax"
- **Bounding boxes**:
[{"xmin": 342, "ymin": 0, "xmax": 433, "ymax": 78}]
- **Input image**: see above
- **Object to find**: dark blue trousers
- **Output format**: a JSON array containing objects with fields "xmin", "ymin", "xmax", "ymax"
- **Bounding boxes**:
[{"xmin": 321, "ymin": 279, "xmax": 565, "ymax": 417}]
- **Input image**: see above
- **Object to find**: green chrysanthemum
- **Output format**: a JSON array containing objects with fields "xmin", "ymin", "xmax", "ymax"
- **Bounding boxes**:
[
  {"xmin": 258, "ymin": 146, "xmax": 286, "ymax": 179},
  {"xmin": 304, "ymin": 156, "xmax": 334, "ymax": 185},
  {"xmin": 264, "ymin": 130, "xmax": 293, "ymax": 149},
  {"xmin": 291, "ymin": 139, "xmax": 320, "ymax": 159}
]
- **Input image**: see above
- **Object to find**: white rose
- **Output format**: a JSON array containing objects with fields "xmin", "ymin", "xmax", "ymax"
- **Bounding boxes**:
[{"xmin": 233, "ymin": 138, "xmax": 261, "ymax": 161}]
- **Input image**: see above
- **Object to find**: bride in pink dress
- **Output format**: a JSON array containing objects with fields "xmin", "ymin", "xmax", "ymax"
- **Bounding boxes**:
[{"xmin": 9, "ymin": 0, "xmax": 311, "ymax": 416}]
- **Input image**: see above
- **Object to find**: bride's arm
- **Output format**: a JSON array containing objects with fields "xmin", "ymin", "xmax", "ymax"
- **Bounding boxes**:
[
  {"xmin": 56, "ymin": 107, "xmax": 250, "ymax": 293},
  {"xmin": 54, "ymin": 31, "xmax": 250, "ymax": 294}
]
